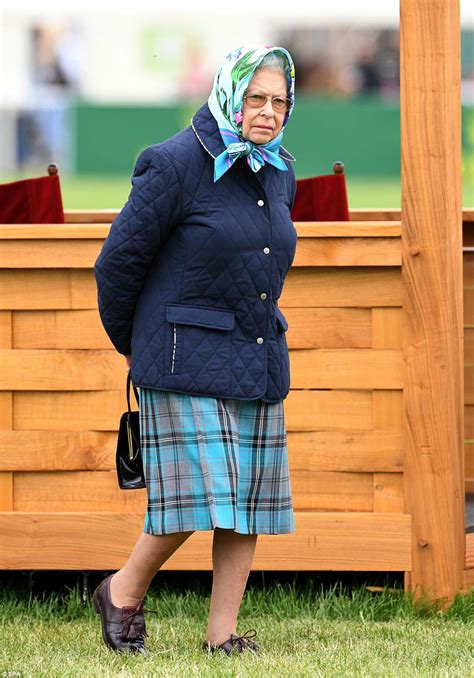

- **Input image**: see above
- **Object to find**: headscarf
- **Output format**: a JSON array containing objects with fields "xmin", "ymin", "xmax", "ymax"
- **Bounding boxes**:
[{"xmin": 207, "ymin": 45, "xmax": 295, "ymax": 182}]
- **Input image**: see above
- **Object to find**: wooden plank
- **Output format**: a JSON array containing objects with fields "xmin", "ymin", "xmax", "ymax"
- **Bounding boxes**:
[
  {"xmin": 0, "ymin": 349, "xmax": 124, "ymax": 390},
  {"xmin": 372, "ymin": 390, "xmax": 404, "ymax": 435},
  {"xmin": 285, "ymin": 308, "xmax": 372, "ymax": 348},
  {"xmin": 373, "ymin": 473, "xmax": 405, "ymax": 513},
  {"xmin": 12, "ymin": 469, "xmax": 376, "ymax": 513},
  {"xmin": 464, "ymin": 327, "xmax": 474, "ymax": 362},
  {"xmin": 284, "ymin": 390, "xmax": 372, "ymax": 431},
  {"xmin": 401, "ymin": 0, "xmax": 464, "ymax": 599},
  {"xmin": 295, "ymin": 223, "xmax": 401, "ymax": 237},
  {"xmin": 13, "ymin": 308, "xmax": 372, "ymax": 350},
  {"xmin": 372, "ymin": 309, "xmax": 405, "ymax": 513},
  {"xmin": 463, "ymin": 567, "xmax": 474, "ymax": 593},
  {"xmin": 13, "ymin": 390, "xmax": 127, "ymax": 430},
  {"xmin": 466, "ymin": 442, "xmax": 474, "ymax": 479},
  {"xmin": 0, "ymin": 429, "xmax": 404, "ymax": 473},
  {"xmin": 13, "ymin": 389, "xmax": 371, "ymax": 431},
  {"xmin": 351, "ymin": 209, "xmax": 402, "ymax": 221},
  {"xmin": 466, "ymin": 534, "xmax": 474, "ymax": 570},
  {"xmin": 464, "ymin": 253, "xmax": 474, "ymax": 286},
  {"xmin": 0, "ymin": 222, "xmax": 402, "ymax": 239},
  {"xmin": 289, "ymin": 349, "xmax": 402, "ymax": 389},
  {"xmin": 465, "ymin": 407, "xmax": 474, "ymax": 439},
  {"xmin": 0, "ymin": 394, "xmax": 12, "ymax": 429},
  {"xmin": 287, "ymin": 429, "xmax": 404, "ymax": 472},
  {"xmin": 13, "ymin": 471, "xmax": 147, "ymax": 512},
  {"xmin": 372, "ymin": 308, "xmax": 403, "ymax": 349},
  {"xmin": 12, "ymin": 310, "xmax": 112, "ymax": 349},
  {"xmin": 0, "ymin": 270, "xmax": 96, "ymax": 310},
  {"xmin": 0, "ymin": 430, "xmax": 115, "ymax": 471},
  {"xmin": 0, "ymin": 240, "xmax": 103, "ymax": 268},
  {"xmin": 465, "ymin": 365, "xmax": 474, "ymax": 405},
  {"xmin": 0, "ymin": 268, "xmax": 401, "ymax": 311},
  {"xmin": 464, "ymin": 289, "xmax": 474, "ymax": 325},
  {"xmin": 281, "ymin": 267, "xmax": 402, "ymax": 307},
  {"xmin": 0, "ymin": 225, "xmax": 109, "ymax": 238},
  {"xmin": 64, "ymin": 210, "xmax": 118, "ymax": 223},
  {"xmin": 0, "ymin": 474, "xmax": 13, "ymax": 510},
  {"xmin": 292, "ymin": 237, "xmax": 401, "ymax": 267},
  {"xmin": 0, "ymin": 512, "xmax": 412, "ymax": 570},
  {"xmin": 59, "ymin": 207, "xmax": 474, "ymax": 224},
  {"xmin": 0, "ymin": 311, "xmax": 13, "ymax": 433},
  {"xmin": 0, "ymin": 236, "xmax": 401, "ymax": 269},
  {"xmin": 1, "ymin": 348, "xmax": 401, "ymax": 391},
  {"xmin": 291, "ymin": 471, "xmax": 373, "ymax": 511},
  {"xmin": 0, "ymin": 311, "xmax": 12, "ymax": 347}
]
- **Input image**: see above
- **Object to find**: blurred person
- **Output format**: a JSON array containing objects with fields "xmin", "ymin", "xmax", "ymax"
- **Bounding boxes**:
[
  {"xmin": 179, "ymin": 42, "xmax": 214, "ymax": 99},
  {"xmin": 299, "ymin": 58, "xmax": 348, "ymax": 97},
  {"xmin": 353, "ymin": 38, "xmax": 382, "ymax": 94},
  {"xmin": 92, "ymin": 45, "xmax": 297, "ymax": 657}
]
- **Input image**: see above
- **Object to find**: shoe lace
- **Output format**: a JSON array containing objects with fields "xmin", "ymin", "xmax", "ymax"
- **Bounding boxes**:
[
  {"xmin": 229, "ymin": 628, "xmax": 258, "ymax": 650},
  {"xmin": 121, "ymin": 601, "xmax": 159, "ymax": 641}
]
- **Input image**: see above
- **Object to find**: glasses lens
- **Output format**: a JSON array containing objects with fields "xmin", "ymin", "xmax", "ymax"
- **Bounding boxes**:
[
  {"xmin": 272, "ymin": 97, "xmax": 289, "ymax": 112},
  {"xmin": 246, "ymin": 94, "xmax": 266, "ymax": 107}
]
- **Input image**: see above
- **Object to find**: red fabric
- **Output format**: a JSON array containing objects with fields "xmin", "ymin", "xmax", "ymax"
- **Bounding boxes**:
[
  {"xmin": 291, "ymin": 173, "xmax": 349, "ymax": 221},
  {"xmin": 0, "ymin": 175, "xmax": 64, "ymax": 224}
]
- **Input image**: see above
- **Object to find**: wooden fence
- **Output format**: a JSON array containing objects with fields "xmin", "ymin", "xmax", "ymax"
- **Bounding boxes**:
[{"xmin": 0, "ymin": 208, "xmax": 472, "ymax": 602}]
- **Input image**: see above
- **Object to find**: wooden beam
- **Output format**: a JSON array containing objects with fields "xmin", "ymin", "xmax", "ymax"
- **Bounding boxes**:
[
  {"xmin": 0, "ymin": 512, "xmax": 412, "ymax": 571},
  {"xmin": 400, "ymin": 0, "xmax": 464, "ymax": 605}
]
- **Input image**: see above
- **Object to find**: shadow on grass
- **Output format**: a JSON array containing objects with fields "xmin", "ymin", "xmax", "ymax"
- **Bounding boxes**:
[{"xmin": 0, "ymin": 570, "xmax": 472, "ymax": 623}]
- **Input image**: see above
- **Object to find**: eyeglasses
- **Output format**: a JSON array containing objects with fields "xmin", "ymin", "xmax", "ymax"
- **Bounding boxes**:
[{"xmin": 243, "ymin": 93, "xmax": 292, "ymax": 113}]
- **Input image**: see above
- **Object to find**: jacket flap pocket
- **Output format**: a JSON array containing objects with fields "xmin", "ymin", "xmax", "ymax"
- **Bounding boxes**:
[
  {"xmin": 166, "ymin": 303, "xmax": 235, "ymax": 330},
  {"xmin": 276, "ymin": 307, "xmax": 288, "ymax": 331}
]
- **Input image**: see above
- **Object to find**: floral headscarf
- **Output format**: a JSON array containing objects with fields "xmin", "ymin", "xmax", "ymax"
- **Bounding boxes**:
[{"xmin": 207, "ymin": 45, "xmax": 295, "ymax": 182}]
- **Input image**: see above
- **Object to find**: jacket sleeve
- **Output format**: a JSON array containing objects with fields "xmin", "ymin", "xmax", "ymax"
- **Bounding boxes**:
[{"xmin": 93, "ymin": 145, "xmax": 182, "ymax": 355}]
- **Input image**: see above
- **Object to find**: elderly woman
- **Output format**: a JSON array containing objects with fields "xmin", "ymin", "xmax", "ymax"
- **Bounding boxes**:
[{"xmin": 92, "ymin": 44, "xmax": 297, "ymax": 656}]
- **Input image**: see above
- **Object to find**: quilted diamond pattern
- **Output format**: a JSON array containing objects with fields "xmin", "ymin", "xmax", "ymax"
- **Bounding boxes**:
[{"xmin": 93, "ymin": 102, "xmax": 297, "ymax": 402}]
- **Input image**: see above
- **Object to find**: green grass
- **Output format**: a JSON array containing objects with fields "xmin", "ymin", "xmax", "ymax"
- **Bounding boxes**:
[
  {"xmin": 1, "ymin": 577, "xmax": 473, "ymax": 677},
  {"xmin": 1, "ymin": 174, "xmax": 473, "ymax": 210}
]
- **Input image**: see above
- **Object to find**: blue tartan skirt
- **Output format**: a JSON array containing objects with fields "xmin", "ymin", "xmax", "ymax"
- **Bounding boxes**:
[{"xmin": 139, "ymin": 388, "xmax": 295, "ymax": 535}]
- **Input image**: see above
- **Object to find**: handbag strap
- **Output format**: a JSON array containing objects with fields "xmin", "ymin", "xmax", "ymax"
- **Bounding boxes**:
[{"xmin": 127, "ymin": 368, "xmax": 140, "ymax": 412}]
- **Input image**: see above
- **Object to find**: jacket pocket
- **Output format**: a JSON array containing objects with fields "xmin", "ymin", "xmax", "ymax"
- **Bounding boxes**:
[
  {"xmin": 165, "ymin": 303, "xmax": 235, "ymax": 388},
  {"xmin": 275, "ymin": 307, "xmax": 288, "ymax": 332}
]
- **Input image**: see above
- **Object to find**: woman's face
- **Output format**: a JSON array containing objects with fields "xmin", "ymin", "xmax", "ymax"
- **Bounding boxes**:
[{"xmin": 241, "ymin": 67, "xmax": 288, "ymax": 144}]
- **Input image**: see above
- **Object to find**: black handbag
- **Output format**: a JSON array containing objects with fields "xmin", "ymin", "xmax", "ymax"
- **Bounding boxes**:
[{"xmin": 115, "ymin": 368, "xmax": 146, "ymax": 490}]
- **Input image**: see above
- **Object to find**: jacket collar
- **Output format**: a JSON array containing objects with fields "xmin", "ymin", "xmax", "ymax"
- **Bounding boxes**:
[{"xmin": 191, "ymin": 101, "xmax": 295, "ymax": 163}]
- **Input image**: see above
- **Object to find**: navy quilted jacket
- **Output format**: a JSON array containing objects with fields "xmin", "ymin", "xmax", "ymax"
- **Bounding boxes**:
[{"xmin": 93, "ymin": 102, "xmax": 298, "ymax": 402}]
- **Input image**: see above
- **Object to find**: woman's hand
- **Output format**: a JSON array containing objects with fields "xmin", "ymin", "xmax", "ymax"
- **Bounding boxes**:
[{"xmin": 125, "ymin": 354, "xmax": 132, "ymax": 369}]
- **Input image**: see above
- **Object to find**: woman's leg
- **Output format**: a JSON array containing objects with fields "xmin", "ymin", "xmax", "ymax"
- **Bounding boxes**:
[
  {"xmin": 109, "ymin": 531, "xmax": 194, "ymax": 607},
  {"xmin": 205, "ymin": 528, "xmax": 258, "ymax": 645}
]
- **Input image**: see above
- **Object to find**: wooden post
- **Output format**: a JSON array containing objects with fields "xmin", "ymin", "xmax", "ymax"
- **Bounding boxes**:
[{"xmin": 400, "ymin": 0, "xmax": 464, "ymax": 605}]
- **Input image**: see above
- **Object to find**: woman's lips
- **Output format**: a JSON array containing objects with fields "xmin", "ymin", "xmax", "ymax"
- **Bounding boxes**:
[{"xmin": 255, "ymin": 126, "xmax": 273, "ymax": 130}]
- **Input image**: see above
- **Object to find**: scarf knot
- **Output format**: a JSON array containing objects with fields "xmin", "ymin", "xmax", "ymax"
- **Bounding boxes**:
[
  {"xmin": 227, "ymin": 141, "xmax": 253, "ymax": 159},
  {"xmin": 213, "ymin": 129, "xmax": 288, "ymax": 182}
]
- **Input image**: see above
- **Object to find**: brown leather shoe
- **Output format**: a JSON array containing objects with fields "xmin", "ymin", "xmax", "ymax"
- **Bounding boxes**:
[
  {"xmin": 92, "ymin": 574, "xmax": 158, "ymax": 654},
  {"xmin": 202, "ymin": 629, "xmax": 259, "ymax": 655}
]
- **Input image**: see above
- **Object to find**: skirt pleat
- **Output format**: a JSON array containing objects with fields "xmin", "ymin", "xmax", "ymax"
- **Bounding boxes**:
[{"xmin": 139, "ymin": 388, "xmax": 295, "ymax": 535}]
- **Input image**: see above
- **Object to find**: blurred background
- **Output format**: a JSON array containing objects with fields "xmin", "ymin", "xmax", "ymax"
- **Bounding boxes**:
[{"xmin": 0, "ymin": 0, "xmax": 473, "ymax": 209}]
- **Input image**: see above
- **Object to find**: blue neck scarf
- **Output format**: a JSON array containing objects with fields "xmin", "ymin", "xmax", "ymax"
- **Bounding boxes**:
[{"xmin": 207, "ymin": 45, "xmax": 295, "ymax": 182}]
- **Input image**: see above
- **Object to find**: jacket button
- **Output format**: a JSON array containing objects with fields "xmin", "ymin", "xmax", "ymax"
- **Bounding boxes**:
[
  {"xmin": 263, "ymin": 247, "xmax": 270, "ymax": 254},
  {"xmin": 257, "ymin": 337, "xmax": 264, "ymax": 344},
  {"xmin": 257, "ymin": 199, "xmax": 265, "ymax": 207},
  {"xmin": 260, "ymin": 292, "xmax": 267, "ymax": 300}
]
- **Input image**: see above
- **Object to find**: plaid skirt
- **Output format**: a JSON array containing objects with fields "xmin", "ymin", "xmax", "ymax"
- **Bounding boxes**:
[{"xmin": 139, "ymin": 388, "xmax": 295, "ymax": 535}]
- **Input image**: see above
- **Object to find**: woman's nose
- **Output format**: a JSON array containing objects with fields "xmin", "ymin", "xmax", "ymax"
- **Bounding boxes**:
[{"xmin": 261, "ymin": 98, "xmax": 274, "ymax": 116}]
